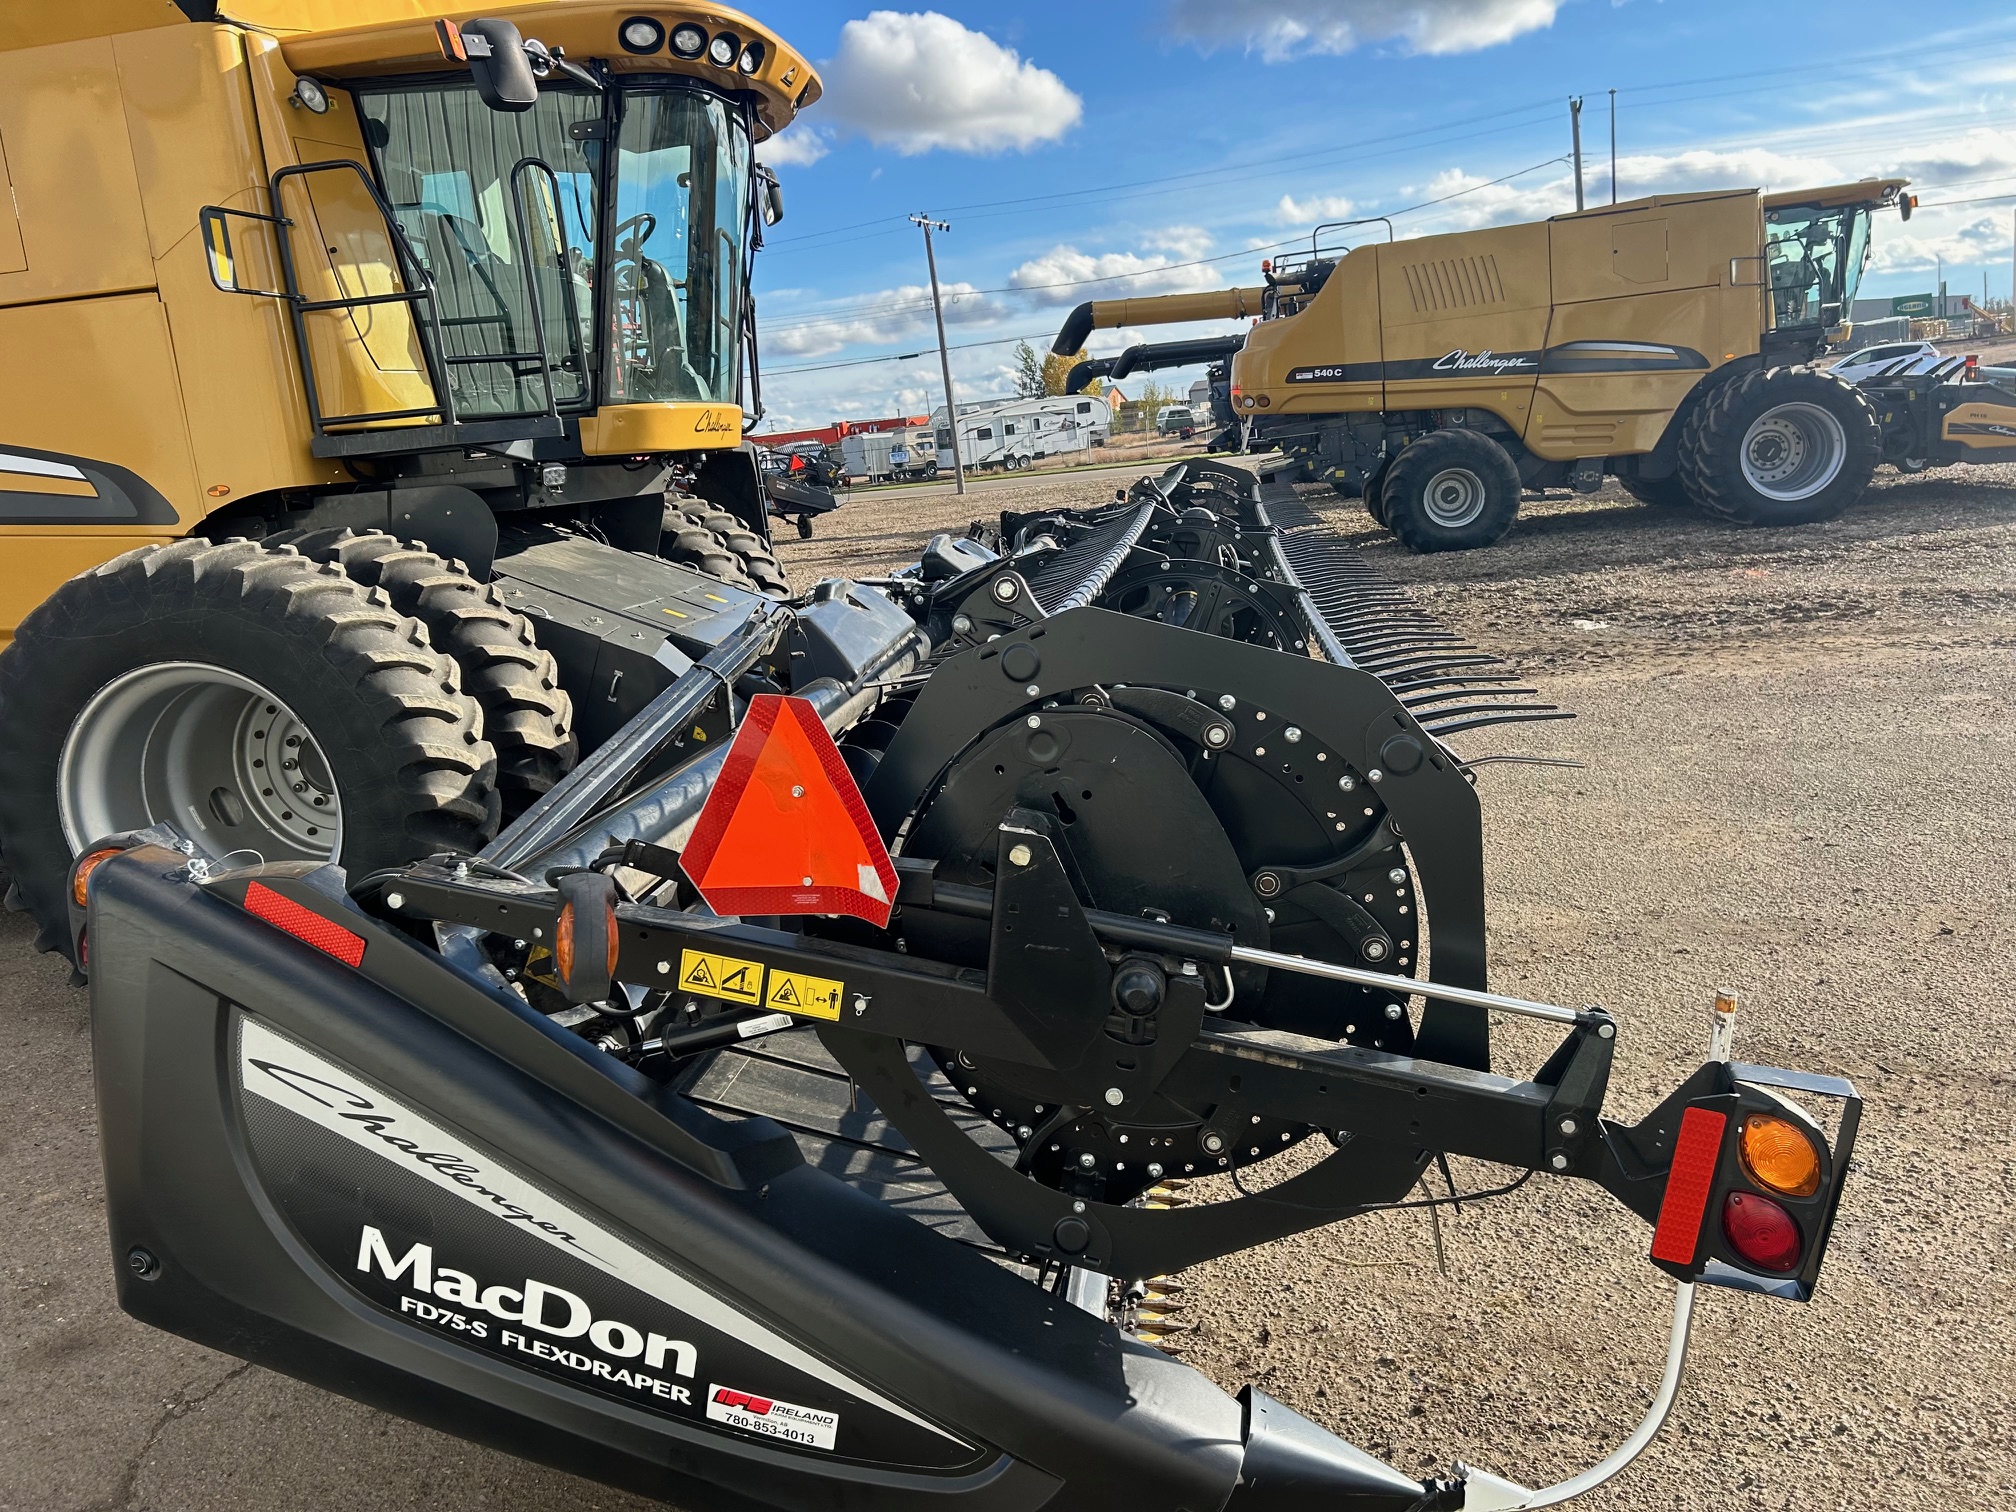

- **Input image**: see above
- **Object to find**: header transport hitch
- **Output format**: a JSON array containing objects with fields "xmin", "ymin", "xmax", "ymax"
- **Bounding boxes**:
[{"xmin": 73, "ymin": 461, "xmax": 1860, "ymax": 1512}]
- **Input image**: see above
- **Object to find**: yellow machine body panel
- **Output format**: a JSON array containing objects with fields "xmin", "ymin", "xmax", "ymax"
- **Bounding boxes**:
[
  {"xmin": 1941, "ymin": 397, "xmax": 2016, "ymax": 451},
  {"xmin": 1228, "ymin": 189, "xmax": 1774, "ymax": 461}
]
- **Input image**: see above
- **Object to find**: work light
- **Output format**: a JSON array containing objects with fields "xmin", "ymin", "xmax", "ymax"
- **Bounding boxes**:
[
  {"xmin": 619, "ymin": 16, "xmax": 664, "ymax": 53},
  {"xmin": 669, "ymin": 22, "xmax": 706, "ymax": 57},
  {"xmin": 708, "ymin": 32, "xmax": 738, "ymax": 66}
]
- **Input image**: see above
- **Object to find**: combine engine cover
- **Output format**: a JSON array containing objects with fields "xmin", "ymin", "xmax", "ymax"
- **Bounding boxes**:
[{"xmin": 80, "ymin": 462, "xmax": 1859, "ymax": 1511}]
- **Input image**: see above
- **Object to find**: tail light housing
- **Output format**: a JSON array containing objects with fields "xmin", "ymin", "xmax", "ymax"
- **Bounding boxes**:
[{"xmin": 1633, "ymin": 1063, "xmax": 1859, "ymax": 1301}]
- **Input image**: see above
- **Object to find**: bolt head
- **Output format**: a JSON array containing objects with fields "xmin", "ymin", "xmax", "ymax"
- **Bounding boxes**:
[
  {"xmin": 1025, "ymin": 683, "xmax": 1040, "ymax": 696},
  {"xmin": 1103, "ymin": 1086, "xmax": 1124, "ymax": 1106},
  {"xmin": 1078, "ymin": 1152, "xmax": 1098, "ymax": 1169},
  {"xmin": 1254, "ymin": 872, "xmax": 1281, "ymax": 898},
  {"xmin": 1025, "ymin": 714, "xmax": 1042, "ymax": 729},
  {"xmin": 952, "ymin": 613, "xmax": 974, "ymax": 634},
  {"xmin": 1388, "ymin": 867, "xmax": 1408, "ymax": 884},
  {"xmin": 1017, "ymin": 1125, "xmax": 1033, "ymax": 1139},
  {"xmin": 1218, "ymin": 694, "xmax": 1236, "ymax": 711},
  {"xmin": 992, "ymin": 576, "xmax": 1019, "ymax": 603},
  {"xmin": 656, "ymin": 960, "xmax": 671, "ymax": 974},
  {"xmin": 1201, "ymin": 1131, "xmax": 1226, "ymax": 1153},
  {"xmin": 1338, "ymin": 774, "xmax": 1356, "ymax": 792},
  {"xmin": 1360, "ymin": 938, "xmax": 1390, "ymax": 962},
  {"xmin": 1284, "ymin": 726, "xmax": 1302, "ymax": 742},
  {"xmin": 384, "ymin": 891, "xmax": 405, "ymax": 911},
  {"xmin": 1549, "ymin": 1152, "xmax": 1571, "ymax": 1171},
  {"xmin": 1203, "ymin": 723, "xmax": 1230, "ymax": 748},
  {"xmin": 1558, "ymin": 1117, "xmax": 1579, "ymax": 1136},
  {"xmin": 1008, "ymin": 843, "xmax": 1033, "ymax": 868},
  {"xmin": 1147, "ymin": 1162, "xmax": 1164, "ymax": 1178},
  {"xmin": 1368, "ymin": 768, "xmax": 1385, "ymax": 783},
  {"xmin": 1598, "ymin": 1022, "xmax": 1615, "ymax": 1039},
  {"xmin": 791, "ymin": 785, "xmax": 805, "ymax": 798},
  {"xmin": 1384, "ymin": 1002, "xmax": 1404, "ymax": 1020}
]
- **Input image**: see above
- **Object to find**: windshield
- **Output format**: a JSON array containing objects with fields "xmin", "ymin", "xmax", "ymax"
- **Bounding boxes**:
[
  {"xmin": 607, "ymin": 87, "xmax": 750, "ymax": 406},
  {"xmin": 1764, "ymin": 204, "xmax": 1872, "ymax": 333},
  {"xmin": 360, "ymin": 84, "xmax": 600, "ymax": 417},
  {"xmin": 358, "ymin": 79, "xmax": 751, "ymax": 418}
]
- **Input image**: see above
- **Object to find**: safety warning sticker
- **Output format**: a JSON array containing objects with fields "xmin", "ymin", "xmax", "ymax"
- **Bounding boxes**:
[
  {"xmin": 707, "ymin": 1383, "xmax": 840, "ymax": 1451},
  {"xmin": 764, "ymin": 969, "xmax": 844, "ymax": 1021},
  {"xmin": 678, "ymin": 949, "xmax": 765, "ymax": 1006}
]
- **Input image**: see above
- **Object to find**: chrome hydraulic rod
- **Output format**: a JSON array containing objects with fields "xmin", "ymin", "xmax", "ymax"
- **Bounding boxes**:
[{"xmin": 1226, "ymin": 944, "xmax": 1588, "ymax": 1026}]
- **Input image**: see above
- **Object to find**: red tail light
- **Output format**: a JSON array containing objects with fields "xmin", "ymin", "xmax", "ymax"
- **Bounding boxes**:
[{"xmin": 1722, "ymin": 1191, "xmax": 1801, "ymax": 1272}]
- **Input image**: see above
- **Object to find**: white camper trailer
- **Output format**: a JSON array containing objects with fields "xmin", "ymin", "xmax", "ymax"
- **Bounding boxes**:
[
  {"xmin": 933, "ymin": 395, "xmax": 1108, "ymax": 472},
  {"xmin": 839, "ymin": 428, "xmax": 938, "ymax": 483}
]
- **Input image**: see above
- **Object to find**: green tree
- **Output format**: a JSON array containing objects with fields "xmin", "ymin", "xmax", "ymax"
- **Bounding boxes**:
[
  {"xmin": 1042, "ymin": 346, "xmax": 1100, "ymax": 397},
  {"xmin": 1011, "ymin": 340, "xmax": 1044, "ymax": 398}
]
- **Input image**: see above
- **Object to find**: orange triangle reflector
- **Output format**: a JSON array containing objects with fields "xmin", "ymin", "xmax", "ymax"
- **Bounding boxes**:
[{"xmin": 681, "ymin": 694, "xmax": 897, "ymax": 927}]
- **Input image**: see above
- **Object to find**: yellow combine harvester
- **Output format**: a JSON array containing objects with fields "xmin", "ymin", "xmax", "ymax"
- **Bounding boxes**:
[
  {"xmin": 1053, "ymin": 179, "xmax": 2016, "ymax": 550},
  {"xmin": 0, "ymin": 0, "xmax": 805, "ymax": 636}
]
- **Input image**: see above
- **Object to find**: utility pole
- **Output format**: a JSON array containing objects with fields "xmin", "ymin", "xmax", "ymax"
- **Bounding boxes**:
[
  {"xmin": 1569, "ymin": 97, "xmax": 1585, "ymax": 211},
  {"xmin": 910, "ymin": 213, "xmax": 966, "ymax": 495},
  {"xmin": 1608, "ymin": 89, "xmax": 1618, "ymax": 205}
]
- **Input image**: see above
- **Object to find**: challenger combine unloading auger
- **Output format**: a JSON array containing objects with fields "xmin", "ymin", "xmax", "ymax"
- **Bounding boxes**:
[{"xmin": 74, "ymin": 459, "xmax": 1861, "ymax": 1512}]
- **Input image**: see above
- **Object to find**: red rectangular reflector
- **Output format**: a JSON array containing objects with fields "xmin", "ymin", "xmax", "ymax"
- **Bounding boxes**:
[
  {"xmin": 1650, "ymin": 1105, "xmax": 1728, "ymax": 1265},
  {"xmin": 243, "ymin": 881, "xmax": 366, "ymax": 969}
]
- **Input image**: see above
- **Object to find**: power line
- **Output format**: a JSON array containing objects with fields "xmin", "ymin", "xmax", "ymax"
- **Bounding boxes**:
[{"xmin": 762, "ymin": 154, "xmax": 1568, "ymax": 334}]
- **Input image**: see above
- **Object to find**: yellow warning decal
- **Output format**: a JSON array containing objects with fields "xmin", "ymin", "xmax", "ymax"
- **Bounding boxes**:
[
  {"xmin": 678, "ymin": 949, "xmax": 765, "ymax": 1006},
  {"xmin": 765, "ymin": 968, "xmax": 845, "ymax": 1022}
]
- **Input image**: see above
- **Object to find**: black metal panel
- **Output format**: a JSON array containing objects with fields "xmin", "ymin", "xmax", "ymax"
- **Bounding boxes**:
[{"xmin": 87, "ymin": 851, "xmax": 1251, "ymax": 1512}]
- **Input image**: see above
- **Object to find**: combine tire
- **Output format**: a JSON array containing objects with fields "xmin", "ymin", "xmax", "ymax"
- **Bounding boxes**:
[
  {"xmin": 660, "ymin": 502, "xmax": 791, "ymax": 597},
  {"xmin": 0, "ymin": 539, "xmax": 498, "ymax": 964},
  {"xmin": 1379, "ymin": 430, "xmax": 1520, "ymax": 552},
  {"xmin": 270, "ymin": 529, "xmax": 578, "ymax": 819},
  {"xmin": 1678, "ymin": 366, "xmax": 1880, "ymax": 525}
]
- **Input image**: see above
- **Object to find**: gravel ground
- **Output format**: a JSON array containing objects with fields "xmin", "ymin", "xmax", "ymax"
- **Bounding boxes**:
[{"xmin": 2, "ymin": 462, "xmax": 2010, "ymax": 1509}]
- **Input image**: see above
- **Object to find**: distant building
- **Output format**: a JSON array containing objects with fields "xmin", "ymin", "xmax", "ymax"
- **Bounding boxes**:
[{"xmin": 749, "ymin": 415, "xmax": 929, "ymax": 448}]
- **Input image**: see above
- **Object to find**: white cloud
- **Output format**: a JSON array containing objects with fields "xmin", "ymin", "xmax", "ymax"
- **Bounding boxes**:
[
  {"xmin": 1008, "ymin": 231, "xmax": 1223, "ymax": 306},
  {"xmin": 1276, "ymin": 191, "xmax": 1355, "ymax": 224},
  {"xmin": 819, "ymin": 11, "xmax": 1082, "ymax": 155},
  {"xmin": 1169, "ymin": 0, "xmax": 1563, "ymax": 61},
  {"xmin": 763, "ymin": 282, "xmax": 1002, "ymax": 359},
  {"xmin": 755, "ymin": 126, "xmax": 830, "ymax": 168}
]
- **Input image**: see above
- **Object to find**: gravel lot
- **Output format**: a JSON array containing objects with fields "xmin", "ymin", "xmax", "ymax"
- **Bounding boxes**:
[{"xmin": 3, "ymin": 462, "xmax": 2010, "ymax": 1509}]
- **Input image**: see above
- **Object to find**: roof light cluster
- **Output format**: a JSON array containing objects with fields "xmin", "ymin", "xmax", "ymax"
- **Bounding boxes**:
[{"xmin": 622, "ymin": 15, "xmax": 766, "ymax": 74}]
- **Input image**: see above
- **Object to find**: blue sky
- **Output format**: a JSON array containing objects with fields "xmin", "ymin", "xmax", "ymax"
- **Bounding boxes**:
[{"xmin": 743, "ymin": 1, "xmax": 2016, "ymax": 430}]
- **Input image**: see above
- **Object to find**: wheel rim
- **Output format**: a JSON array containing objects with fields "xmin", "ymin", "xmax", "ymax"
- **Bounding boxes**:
[
  {"xmin": 1740, "ymin": 402, "xmax": 1847, "ymax": 501},
  {"xmin": 60, "ymin": 663, "xmax": 343, "ymax": 864},
  {"xmin": 1422, "ymin": 467, "xmax": 1487, "ymax": 528}
]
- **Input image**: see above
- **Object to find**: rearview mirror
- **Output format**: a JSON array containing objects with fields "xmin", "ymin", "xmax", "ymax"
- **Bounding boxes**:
[
  {"xmin": 460, "ymin": 17, "xmax": 539, "ymax": 113},
  {"xmin": 756, "ymin": 167, "xmax": 784, "ymax": 226}
]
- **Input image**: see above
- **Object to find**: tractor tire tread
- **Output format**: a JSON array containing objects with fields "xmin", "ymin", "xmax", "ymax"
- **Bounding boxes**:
[
  {"xmin": 0, "ymin": 537, "xmax": 498, "ymax": 965},
  {"xmin": 269, "ymin": 528, "xmax": 578, "ymax": 816}
]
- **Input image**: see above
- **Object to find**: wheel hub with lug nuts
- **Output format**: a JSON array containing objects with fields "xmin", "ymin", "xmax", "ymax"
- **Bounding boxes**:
[
  {"xmin": 1422, "ymin": 466, "xmax": 1487, "ymax": 528},
  {"xmin": 59, "ymin": 662, "xmax": 344, "ymax": 865},
  {"xmin": 1740, "ymin": 402, "xmax": 1847, "ymax": 502}
]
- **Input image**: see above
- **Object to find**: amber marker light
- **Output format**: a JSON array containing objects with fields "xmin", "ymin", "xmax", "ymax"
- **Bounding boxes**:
[
  {"xmin": 72, "ymin": 848, "xmax": 122, "ymax": 906},
  {"xmin": 1739, "ymin": 1112, "xmax": 1821, "ymax": 1198}
]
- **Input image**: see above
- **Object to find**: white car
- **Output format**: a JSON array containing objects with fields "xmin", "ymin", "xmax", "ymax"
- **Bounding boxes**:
[{"xmin": 1829, "ymin": 340, "xmax": 1941, "ymax": 383}]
